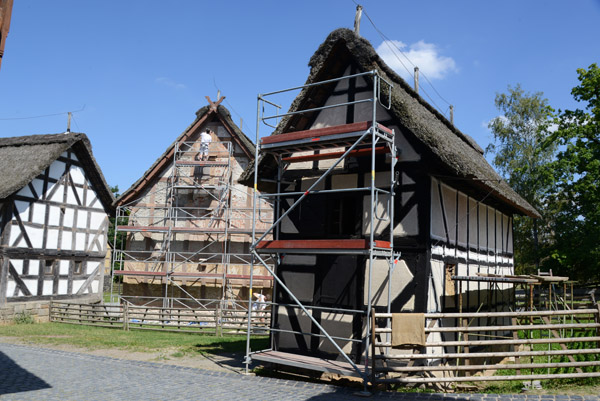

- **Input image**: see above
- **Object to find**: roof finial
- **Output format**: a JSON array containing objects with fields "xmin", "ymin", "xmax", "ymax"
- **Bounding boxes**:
[
  {"xmin": 354, "ymin": 5, "xmax": 363, "ymax": 36},
  {"xmin": 67, "ymin": 112, "xmax": 72, "ymax": 133},
  {"xmin": 205, "ymin": 95, "xmax": 226, "ymax": 112}
]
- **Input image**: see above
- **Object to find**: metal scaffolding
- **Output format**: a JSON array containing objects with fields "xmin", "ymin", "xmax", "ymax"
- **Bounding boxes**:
[
  {"xmin": 111, "ymin": 139, "xmax": 272, "ymax": 310},
  {"xmin": 244, "ymin": 70, "xmax": 400, "ymax": 391}
]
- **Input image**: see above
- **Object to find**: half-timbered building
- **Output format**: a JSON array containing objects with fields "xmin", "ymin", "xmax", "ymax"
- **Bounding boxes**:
[
  {"xmin": 0, "ymin": 133, "xmax": 114, "ymax": 306},
  {"xmin": 241, "ymin": 28, "xmax": 539, "ymax": 363},
  {"xmin": 114, "ymin": 97, "xmax": 272, "ymax": 306}
]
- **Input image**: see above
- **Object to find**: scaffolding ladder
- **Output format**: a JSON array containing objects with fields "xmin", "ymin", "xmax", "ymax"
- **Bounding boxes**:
[{"xmin": 244, "ymin": 70, "xmax": 399, "ymax": 391}]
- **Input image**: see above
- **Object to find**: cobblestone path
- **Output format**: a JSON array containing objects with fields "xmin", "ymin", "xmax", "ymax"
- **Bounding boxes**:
[{"xmin": 1, "ymin": 343, "xmax": 599, "ymax": 401}]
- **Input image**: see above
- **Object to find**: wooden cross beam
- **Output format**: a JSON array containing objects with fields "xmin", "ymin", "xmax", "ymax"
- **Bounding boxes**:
[{"xmin": 205, "ymin": 95, "xmax": 225, "ymax": 112}]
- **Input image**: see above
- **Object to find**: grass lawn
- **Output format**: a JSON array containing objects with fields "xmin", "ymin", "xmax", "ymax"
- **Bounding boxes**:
[{"xmin": 0, "ymin": 322, "xmax": 268, "ymax": 356}]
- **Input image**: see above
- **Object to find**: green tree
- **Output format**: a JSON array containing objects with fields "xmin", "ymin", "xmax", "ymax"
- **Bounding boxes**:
[
  {"xmin": 107, "ymin": 186, "xmax": 127, "ymax": 277},
  {"xmin": 545, "ymin": 64, "xmax": 600, "ymax": 282},
  {"xmin": 486, "ymin": 84, "xmax": 557, "ymax": 274}
]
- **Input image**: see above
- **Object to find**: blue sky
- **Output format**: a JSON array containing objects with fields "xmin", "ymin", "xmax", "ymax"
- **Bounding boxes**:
[{"xmin": 1, "ymin": 1, "xmax": 599, "ymax": 193}]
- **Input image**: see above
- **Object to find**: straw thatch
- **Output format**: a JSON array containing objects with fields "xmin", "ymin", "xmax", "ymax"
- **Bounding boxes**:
[
  {"xmin": 116, "ymin": 103, "xmax": 254, "ymax": 206},
  {"xmin": 0, "ymin": 132, "xmax": 115, "ymax": 213},
  {"xmin": 239, "ymin": 28, "xmax": 539, "ymax": 218}
]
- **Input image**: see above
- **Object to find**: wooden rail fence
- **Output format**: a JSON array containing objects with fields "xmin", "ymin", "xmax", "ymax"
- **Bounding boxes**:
[
  {"xmin": 372, "ymin": 307, "xmax": 600, "ymax": 384},
  {"xmin": 49, "ymin": 301, "xmax": 270, "ymax": 335}
]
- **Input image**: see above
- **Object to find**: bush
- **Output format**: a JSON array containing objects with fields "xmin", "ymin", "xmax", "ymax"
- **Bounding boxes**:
[{"xmin": 13, "ymin": 311, "xmax": 35, "ymax": 325}]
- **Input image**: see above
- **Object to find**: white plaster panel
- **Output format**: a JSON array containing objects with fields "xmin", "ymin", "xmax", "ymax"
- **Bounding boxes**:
[
  {"xmin": 66, "ymin": 184, "xmax": 77, "ymax": 205},
  {"xmin": 58, "ymin": 280, "xmax": 68, "ymax": 295},
  {"xmin": 70, "ymin": 152, "xmax": 79, "ymax": 162},
  {"xmin": 277, "ymin": 307, "xmax": 312, "ymax": 350},
  {"xmin": 48, "ymin": 183, "xmax": 64, "ymax": 203},
  {"xmin": 299, "ymin": 177, "xmax": 325, "ymax": 191},
  {"xmin": 478, "ymin": 203, "xmax": 487, "ymax": 250},
  {"xmin": 75, "ymin": 186, "xmax": 85, "ymax": 205},
  {"xmin": 25, "ymin": 226, "xmax": 43, "ymax": 248},
  {"xmin": 428, "ymin": 260, "xmax": 445, "ymax": 313},
  {"xmin": 75, "ymin": 233, "xmax": 86, "ymax": 251},
  {"xmin": 362, "ymin": 171, "xmax": 391, "ymax": 188},
  {"xmin": 23, "ymin": 279, "xmax": 37, "ymax": 294},
  {"xmin": 48, "ymin": 160, "xmax": 65, "ymax": 180},
  {"xmin": 364, "ymin": 258, "xmax": 414, "ymax": 309},
  {"xmin": 46, "ymin": 228, "xmax": 59, "ymax": 249},
  {"xmin": 280, "ymin": 271, "xmax": 314, "ymax": 303},
  {"xmin": 507, "ymin": 218, "xmax": 513, "ymax": 254},
  {"xmin": 29, "ymin": 260, "xmax": 39, "ymax": 275},
  {"xmin": 6, "ymin": 281, "xmax": 16, "ymax": 297},
  {"xmin": 331, "ymin": 174, "xmax": 357, "ymax": 190},
  {"xmin": 48, "ymin": 205, "xmax": 61, "ymax": 226},
  {"xmin": 70, "ymin": 166, "xmax": 86, "ymax": 185},
  {"xmin": 441, "ymin": 184, "xmax": 457, "ymax": 245},
  {"xmin": 90, "ymin": 211, "xmax": 106, "ymax": 230},
  {"xmin": 14, "ymin": 200, "xmax": 30, "ymax": 222},
  {"xmin": 73, "ymin": 280, "xmax": 85, "ymax": 294},
  {"xmin": 91, "ymin": 280, "xmax": 99, "ymax": 293},
  {"xmin": 394, "ymin": 203, "xmax": 418, "ymax": 236},
  {"xmin": 43, "ymin": 280, "xmax": 53, "ymax": 295},
  {"xmin": 468, "ymin": 198, "xmax": 478, "ymax": 248},
  {"xmin": 11, "ymin": 260, "xmax": 23, "ymax": 274},
  {"xmin": 63, "ymin": 208, "xmax": 74, "ymax": 227},
  {"xmin": 430, "ymin": 179, "xmax": 445, "ymax": 240},
  {"xmin": 281, "ymin": 199, "xmax": 299, "ymax": 234},
  {"xmin": 318, "ymin": 311, "xmax": 357, "ymax": 354},
  {"xmin": 87, "ymin": 261, "xmax": 100, "ymax": 275},
  {"xmin": 457, "ymin": 193, "xmax": 468, "ymax": 247},
  {"xmin": 61, "ymin": 231, "xmax": 73, "ymax": 250},
  {"xmin": 487, "ymin": 207, "xmax": 495, "ymax": 253},
  {"xmin": 353, "ymin": 84, "xmax": 374, "ymax": 121},
  {"xmin": 86, "ymin": 191, "xmax": 99, "ymax": 208},
  {"xmin": 77, "ymin": 211, "xmax": 88, "ymax": 229},
  {"xmin": 496, "ymin": 210, "xmax": 503, "ymax": 253},
  {"xmin": 362, "ymin": 193, "xmax": 390, "ymax": 236},
  {"xmin": 395, "ymin": 130, "xmax": 420, "ymax": 162},
  {"xmin": 31, "ymin": 203, "xmax": 45, "ymax": 225},
  {"xmin": 59, "ymin": 260, "xmax": 70, "ymax": 275}
]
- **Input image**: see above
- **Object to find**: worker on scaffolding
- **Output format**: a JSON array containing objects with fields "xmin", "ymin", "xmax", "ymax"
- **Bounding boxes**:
[
  {"xmin": 199, "ymin": 128, "xmax": 212, "ymax": 161},
  {"xmin": 253, "ymin": 292, "xmax": 268, "ymax": 322}
]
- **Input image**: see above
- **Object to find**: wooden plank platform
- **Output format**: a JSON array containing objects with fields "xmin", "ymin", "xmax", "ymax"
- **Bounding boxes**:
[
  {"xmin": 113, "ymin": 271, "xmax": 273, "ymax": 280},
  {"xmin": 282, "ymin": 146, "xmax": 389, "ymax": 163},
  {"xmin": 250, "ymin": 350, "xmax": 364, "ymax": 378},
  {"xmin": 256, "ymin": 239, "xmax": 391, "ymax": 252},
  {"xmin": 260, "ymin": 121, "xmax": 393, "ymax": 153},
  {"xmin": 116, "ymin": 226, "xmax": 262, "ymax": 234},
  {"xmin": 175, "ymin": 160, "xmax": 229, "ymax": 166}
]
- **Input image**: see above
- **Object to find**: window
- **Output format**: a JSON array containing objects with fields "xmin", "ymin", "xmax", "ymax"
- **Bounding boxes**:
[
  {"xmin": 73, "ymin": 261, "xmax": 83, "ymax": 275},
  {"xmin": 44, "ymin": 260, "xmax": 55, "ymax": 276}
]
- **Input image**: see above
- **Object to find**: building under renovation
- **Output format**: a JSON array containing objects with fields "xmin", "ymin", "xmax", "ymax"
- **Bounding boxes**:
[
  {"xmin": 113, "ymin": 97, "xmax": 272, "ymax": 307},
  {"xmin": 241, "ymin": 28, "xmax": 539, "ymax": 381}
]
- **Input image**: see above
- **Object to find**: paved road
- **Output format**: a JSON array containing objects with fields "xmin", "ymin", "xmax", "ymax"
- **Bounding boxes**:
[{"xmin": 1, "ymin": 343, "xmax": 599, "ymax": 401}]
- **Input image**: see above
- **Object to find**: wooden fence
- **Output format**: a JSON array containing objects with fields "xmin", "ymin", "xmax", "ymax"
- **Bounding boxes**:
[
  {"xmin": 372, "ymin": 306, "xmax": 600, "ymax": 384},
  {"xmin": 49, "ymin": 301, "xmax": 270, "ymax": 335}
]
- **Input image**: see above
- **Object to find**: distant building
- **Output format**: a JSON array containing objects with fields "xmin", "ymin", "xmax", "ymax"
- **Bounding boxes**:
[
  {"xmin": 0, "ymin": 133, "xmax": 114, "ymax": 308},
  {"xmin": 0, "ymin": 0, "xmax": 13, "ymax": 71}
]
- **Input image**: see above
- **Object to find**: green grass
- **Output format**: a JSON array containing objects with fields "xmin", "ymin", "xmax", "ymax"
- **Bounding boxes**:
[{"xmin": 0, "ymin": 322, "xmax": 268, "ymax": 356}]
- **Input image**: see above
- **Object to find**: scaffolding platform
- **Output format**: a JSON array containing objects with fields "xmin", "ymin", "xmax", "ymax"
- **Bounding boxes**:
[
  {"xmin": 260, "ymin": 121, "xmax": 393, "ymax": 153},
  {"xmin": 256, "ymin": 239, "xmax": 392, "ymax": 255},
  {"xmin": 114, "ymin": 270, "xmax": 273, "ymax": 280},
  {"xmin": 116, "ymin": 225, "xmax": 265, "ymax": 235},
  {"xmin": 250, "ymin": 350, "xmax": 364, "ymax": 378}
]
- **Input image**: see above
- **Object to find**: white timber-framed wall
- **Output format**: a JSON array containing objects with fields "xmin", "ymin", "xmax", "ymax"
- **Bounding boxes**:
[{"xmin": 0, "ymin": 148, "xmax": 109, "ymax": 303}]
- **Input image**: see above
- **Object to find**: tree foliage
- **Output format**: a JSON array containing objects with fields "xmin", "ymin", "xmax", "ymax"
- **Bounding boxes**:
[
  {"xmin": 545, "ymin": 64, "xmax": 600, "ymax": 282},
  {"xmin": 486, "ymin": 85, "xmax": 556, "ymax": 273}
]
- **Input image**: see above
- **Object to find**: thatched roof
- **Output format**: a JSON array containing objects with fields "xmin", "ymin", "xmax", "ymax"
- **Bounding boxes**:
[
  {"xmin": 0, "ymin": 132, "xmax": 115, "ymax": 214},
  {"xmin": 117, "ymin": 102, "xmax": 255, "ymax": 206},
  {"xmin": 240, "ymin": 28, "xmax": 539, "ymax": 218}
]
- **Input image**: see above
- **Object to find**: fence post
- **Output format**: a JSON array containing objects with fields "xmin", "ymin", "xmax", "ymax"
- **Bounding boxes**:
[
  {"xmin": 123, "ymin": 302, "xmax": 129, "ymax": 331},
  {"xmin": 215, "ymin": 303, "xmax": 221, "ymax": 336},
  {"xmin": 370, "ymin": 308, "xmax": 377, "ymax": 387},
  {"xmin": 595, "ymin": 302, "xmax": 600, "ymax": 350}
]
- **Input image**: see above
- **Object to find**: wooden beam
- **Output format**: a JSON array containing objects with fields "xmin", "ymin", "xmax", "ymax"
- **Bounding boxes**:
[{"xmin": 256, "ymin": 239, "xmax": 391, "ymax": 250}]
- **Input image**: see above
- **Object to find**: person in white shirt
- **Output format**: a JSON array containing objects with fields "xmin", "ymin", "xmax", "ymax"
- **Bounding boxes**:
[{"xmin": 199, "ymin": 129, "xmax": 212, "ymax": 161}]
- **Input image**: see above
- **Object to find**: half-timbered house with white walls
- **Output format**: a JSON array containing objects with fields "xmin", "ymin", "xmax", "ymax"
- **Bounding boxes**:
[
  {"xmin": 241, "ymin": 28, "xmax": 539, "ymax": 371},
  {"xmin": 0, "ymin": 133, "xmax": 114, "ymax": 313},
  {"xmin": 114, "ymin": 97, "xmax": 272, "ymax": 307}
]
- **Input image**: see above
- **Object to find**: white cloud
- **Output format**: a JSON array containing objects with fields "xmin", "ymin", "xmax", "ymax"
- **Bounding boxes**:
[
  {"xmin": 155, "ymin": 77, "xmax": 187, "ymax": 90},
  {"xmin": 376, "ymin": 40, "xmax": 457, "ymax": 82}
]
